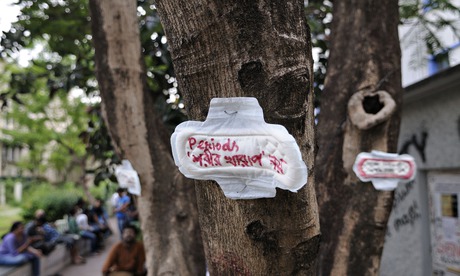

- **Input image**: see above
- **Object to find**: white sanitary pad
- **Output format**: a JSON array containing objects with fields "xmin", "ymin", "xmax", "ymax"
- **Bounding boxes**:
[
  {"xmin": 115, "ymin": 160, "xmax": 142, "ymax": 195},
  {"xmin": 171, "ymin": 97, "xmax": 308, "ymax": 199},
  {"xmin": 353, "ymin": 150, "xmax": 416, "ymax": 191}
]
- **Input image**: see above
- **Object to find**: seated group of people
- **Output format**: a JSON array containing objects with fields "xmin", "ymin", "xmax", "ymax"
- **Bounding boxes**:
[
  {"xmin": 0, "ymin": 198, "xmax": 113, "ymax": 276},
  {"xmin": 68, "ymin": 198, "xmax": 113, "ymax": 255}
]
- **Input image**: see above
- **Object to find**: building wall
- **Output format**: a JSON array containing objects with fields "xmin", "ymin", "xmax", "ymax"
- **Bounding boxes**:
[{"xmin": 381, "ymin": 66, "xmax": 460, "ymax": 275}]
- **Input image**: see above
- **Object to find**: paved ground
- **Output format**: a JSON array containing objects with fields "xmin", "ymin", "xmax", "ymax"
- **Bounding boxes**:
[{"xmin": 59, "ymin": 218, "xmax": 119, "ymax": 276}]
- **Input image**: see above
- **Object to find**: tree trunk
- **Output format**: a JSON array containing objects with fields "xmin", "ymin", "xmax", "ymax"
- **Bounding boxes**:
[
  {"xmin": 315, "ymin": 1, "xmax": 402, "ymax": 275},
  {"xmin": 88, "ymin": 1, "xmax": 206, "ymax": 275},
  {"xmin": 155, "ymin": 0, "xmax": 319, "ymax": 274}
]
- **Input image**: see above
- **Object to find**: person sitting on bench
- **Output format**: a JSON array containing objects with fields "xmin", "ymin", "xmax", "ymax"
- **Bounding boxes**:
[{"xmin": 0, "ymin": 221, "xmax": 42, "ymax": 276}]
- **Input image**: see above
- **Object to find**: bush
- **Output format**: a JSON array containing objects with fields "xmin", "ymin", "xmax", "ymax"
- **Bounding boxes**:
[
  {"xmin": 89, "ymin": 179, "xmax": 117, "ymax": 201},
  {"xmin": 21, "ymin": 182, "xmax": 83, "ymax": 222}
]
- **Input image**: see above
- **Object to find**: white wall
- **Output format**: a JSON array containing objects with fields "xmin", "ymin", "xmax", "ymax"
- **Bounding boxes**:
[{"xmin": 381, "ymin": 66, "xmax": 460, "ymax": 275}]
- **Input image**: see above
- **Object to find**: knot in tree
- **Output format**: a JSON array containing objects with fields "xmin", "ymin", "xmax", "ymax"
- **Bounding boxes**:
[{"xmin": 348, "ymin": 90, "xmax": 396, "ymax": 130}]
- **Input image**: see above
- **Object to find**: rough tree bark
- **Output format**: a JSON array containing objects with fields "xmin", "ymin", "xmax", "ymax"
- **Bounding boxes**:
[
  {"xmin": 88, "ymin": 1, "xmax": 206, "ymax": 275},
  {"xmin": 154, "ymin": 0, "xmax": 319, "ymax": 274},
  {"xmin": 315, "ymin": 1, "xmax": 402, "ymax": 275}
]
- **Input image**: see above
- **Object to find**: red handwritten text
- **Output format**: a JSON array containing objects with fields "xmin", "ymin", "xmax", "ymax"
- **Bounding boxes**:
[
  {"xmin": 192, "ymin": 149, "xmax": 222, "ymax": 167},
  {"xmin": 269, "ymin": 155, "xmax": 287, "ymax": 174},
  {"xmin": 186, "ymin": 137, "xmax": 288, "ymax": 175},
  {"xmin": 224, "ymin": 153, "xmax": 264, "ymax": 167},
  {"xmin": 188, "ymin": 137, "xmax": 239, "ymax": 152}
]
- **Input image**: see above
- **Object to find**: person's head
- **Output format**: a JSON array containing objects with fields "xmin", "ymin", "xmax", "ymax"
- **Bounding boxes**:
[
  {"xmin": 122, "ymin": 224, "xmax": 138, "ymax": 244},
  {"xmin": 34, "ymin": 209, "xmax": 47, "ymax": 226},
  {"xmin": 36, "ymin": 216, "xmax": 47, "ymax": 226},
  {"xmin": 69, "ymin": 205, "xmax": 81, "ymax": 216},
  {"xmin": 34, "ymin": 209, "xmax": 45, "ymax": 219},
  {"xmin": 117, "ymin": 188, "xmax": 125, "ymax": 196},
  {"xmin": 10, "ymin": 221, "xmax": 24, "ymax": 235},
  {"xmin": 76, "ymin": 197, "xmax": 86, "ymax": 209}
]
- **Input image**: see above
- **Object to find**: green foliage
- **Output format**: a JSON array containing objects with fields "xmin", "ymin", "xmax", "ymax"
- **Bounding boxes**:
[
  {"xmin": 20, "ymin": 181, "xmax": 83, "ymax": 222},
  {"xmin": 399, "ymin": 0, "xmax": 460, "ymax": 67},
  {"xmin": 0, "ymin": 0, "xmax": 112, "ymax": 184},
  {"xmin": 304, "ymin": 0, "xmax": 460, "ymax": 110},
  {"xmin": 305, "ymin": 0, "xmax": 332, "ymax": 108},
  {"xmin": 0, "ymin": 0, "xmax": 183, "ymax": 186},
  {"xmin": 1, "ymin": 82, "xmax": 90, "ymax": 177},
  {"xmin": 400, "ymin": 1, "xmax": 420, "ymax": 19},
  {"xmin": 89, "ymin": 179, "xmax": 117, "ymax": 201}
]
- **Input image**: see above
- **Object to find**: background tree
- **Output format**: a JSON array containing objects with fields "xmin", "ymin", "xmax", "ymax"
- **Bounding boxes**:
[
  {"xmin": 315, "ymin": 1, "xmax": 402, "ymax": 275},
  {"xmin": 306, "ymin": 0, "xmax": 460, "ymax": 113},
  {"xmin": 89, "ymin": 0, "xmax": 206, "ymax": 274}
]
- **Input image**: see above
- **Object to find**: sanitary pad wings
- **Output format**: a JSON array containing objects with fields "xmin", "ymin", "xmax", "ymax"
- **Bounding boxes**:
[{"xmin": 171, "ymin": 97, "xmax": 308, "ymax": 199}]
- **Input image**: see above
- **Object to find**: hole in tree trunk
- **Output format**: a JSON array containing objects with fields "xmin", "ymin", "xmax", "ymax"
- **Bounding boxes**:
[{"xmin": 363, "ymin": 95, "xmax": 384, "ymax": 114}]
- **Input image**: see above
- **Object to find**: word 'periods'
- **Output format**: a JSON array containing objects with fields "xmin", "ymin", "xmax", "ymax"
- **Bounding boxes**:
[{"xmin": 188, "ymin": 137, "xmax": 239, "ymax": 152}]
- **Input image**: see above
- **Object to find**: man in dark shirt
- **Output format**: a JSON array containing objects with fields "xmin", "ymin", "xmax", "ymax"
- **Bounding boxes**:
[
  {"xmin": 26, "ymin": 209, "xmax": 85, "ymax": 264},
  {"xmin": 25, "ymin": 210, "xmax": 56, "ymax": 256},
  {"xmin": 102, "ymin": 224, "xmax": 146, "ymax": 276}
]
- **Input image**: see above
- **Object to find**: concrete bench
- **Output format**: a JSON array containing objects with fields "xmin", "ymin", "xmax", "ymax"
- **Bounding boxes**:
[
  {"xmin": 0, "ymin": 263, "xmax": 31, "ymax": 276},
  {"xmin": 0, "ymin": 213, "xmax": 94, "ymax": 276},
  {"xmin": 0, "ymin": 238, "xmax": 92, "ymax": 276}
]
